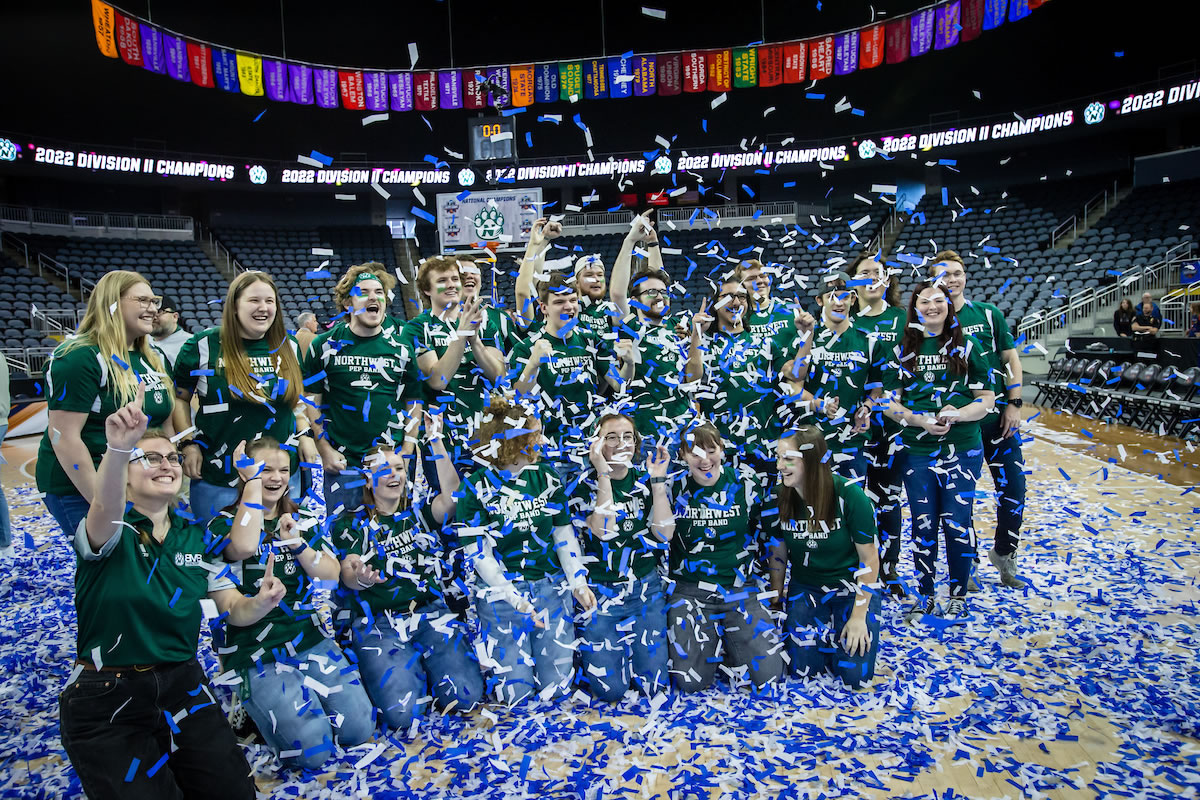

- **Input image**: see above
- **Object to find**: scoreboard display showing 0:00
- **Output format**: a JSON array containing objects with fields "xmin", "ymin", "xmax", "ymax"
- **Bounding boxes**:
[{"xmin": 469, "ymin": 118, "xmax": 516, "ymax": 162}]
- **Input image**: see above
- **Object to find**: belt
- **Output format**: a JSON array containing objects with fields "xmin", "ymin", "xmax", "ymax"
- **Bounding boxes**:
[{"xmin": 74, "ymin": 659, "xmax": 160, "ymax": 673}]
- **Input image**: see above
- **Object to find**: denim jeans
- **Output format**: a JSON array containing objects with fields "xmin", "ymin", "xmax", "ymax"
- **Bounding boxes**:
[
  {"xmin": 867, "ymin": 436, "xmax": 904, "ymax": 568},
  {"xmin": 666, "ymin": 581, "xmax": 784, "ymax": 693},
  {"xmin": 981, "ymin": 416, "xmax": 1027, "ymax": 557},
  {"xmin": 190, "ymin": 473, "xmax": 302, "ymax": 526},
  {"xmin": 349, "ymin": 600, "xmax": 484, "ymax": 730},
  {"xmin": 579, "ymin": 571, "xmax": 669, "ymax": 702},
  {"xmin": 901, "ymin": 447, "xmax": 983, "ymax": 598},
  {"xmin": 59, "ymin": 659, "xmax": 255, "ymax": 800},
  {"xmin": 831, "ymin": 447, "xmax": 868, "ymax": 483},
  {"xmin": 242, "ymin": 639, "xmax": 375, "ymax": 769},
  {"xmin": 0, "ymin": 423, "xmax": 10, "ymax": 549},
  {"xmin": 323, "ymin": 465, "xmax": 366, "ymax": 517},
  {"xmin": 475, "ymin": 576, "xmax": 577, "ymax": 706},
  {"xmin": 43, "ymin": 492, "xmax": 91, "ymax": 538},
  {"xmin": 785, "ymin": 586, "xmax": 883, "ymax": 688}
]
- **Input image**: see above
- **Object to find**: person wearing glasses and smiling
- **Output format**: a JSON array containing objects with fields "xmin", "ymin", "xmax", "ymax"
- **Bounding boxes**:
[{"xmin": 37, "ymin": 271, "xmax": 176, "ymax": 538}]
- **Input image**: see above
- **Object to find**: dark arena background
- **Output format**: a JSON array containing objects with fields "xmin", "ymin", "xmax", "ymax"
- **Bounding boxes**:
[{"xmin": 1, "ymin": 0, "xmax": 1198, "ymax": 798}]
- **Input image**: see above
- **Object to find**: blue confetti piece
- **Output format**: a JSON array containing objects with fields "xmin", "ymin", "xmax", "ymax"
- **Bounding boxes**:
[
  {"xmin": 941, "ymin": 187, "xmax": 949, "ymax": 205},
  {"xmin": 851, "ymin": 108, "xmax": 865, "ymax": 116},
  {"xmin": 806, "ymin": 93, "xmax": 826, "ymax": 100},
  {"xmin": 537, "ymin": 115, "xmax": 561, "ymax": 125},
  {"xmin": 572, "ymin": 114, "xmax": 587, "ymax": 131},
  {"xmin": 411, "ymin": 207, "xmax": 436, "ymax": 224},
  {"xmin": 110, "ymin": 355, "xmax": 130, "ymax": 371},
  {"xmin": 1058, "ymin": 467, "xmax": 1070, "ymax": 481},
  {"xmin": 168, "ymin": 586, "xmax": 182, "ymax": 608},
  {"xmin": 501, "ymin": 106, "xmax": 526, "ymax": 116},
  {"xmin": 252, "ymin": 109, "xmax": 267, "ymax": 122},
  {"xmin": 702, "ymin": 119, "xmax": 708, "ymax": 132},
  {"xmin": 308, "ymin": 150, "xmax": 333, "ymax": 166},
  {"xmin": 124, "ymin": 758, "xmax": 140, "ymax": 782},
  {"xmin": 525, "ymin": 131, "xmax": 533, "ymax": 148}
]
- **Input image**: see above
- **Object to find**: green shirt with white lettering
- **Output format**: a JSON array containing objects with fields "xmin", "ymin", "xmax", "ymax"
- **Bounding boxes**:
[
  {"xmin": 570, "ymin": 466, "xmax": 662, "ymax": 584},
  {"xmin": 765, "ymin": 474, "xmax": 877, "ymax": 588},
  {"xmin": 402, "ymin": 308, "xmax": 508, "ymax": 428},
  {"xmin": 37, "ymin": 344, "xmax": 174, "ymax": 497},
  {"xmin": 954, "ymin": 300, "xmax": 1015, "ymax": 420},
  {"xmin": 798, "ymin": 324, "xmax": 877, "ymax": 453},
  {"xmin": 333, "ymin": 504, "xmax": 445, "ymax": 615},
  {"xmin": 746, "ymin": 297, "xmax": 798, "ymax": 362},
  {"xmin": 509, "ymin": 328, "xmax": 607, "ymax": 447},
  {"xmin": 670, "ymin": 466, "xmax": 761, "ymax": 588},
  {"xmin": 853, "ymin": 306, "xmax": 906, "ymax": 442},
  {"xmin": 613, "ymin": 314, "xmax": 691, "ymax": 438},
  {"xmin": 698, "ymin": 329, "xmax": 782, "ymax": 458}
]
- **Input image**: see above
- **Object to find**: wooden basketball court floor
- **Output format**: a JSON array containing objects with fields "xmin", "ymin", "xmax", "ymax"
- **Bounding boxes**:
[{"xmin": 1, "ymin": 408, "xmax": 1197, "ymax": 799}]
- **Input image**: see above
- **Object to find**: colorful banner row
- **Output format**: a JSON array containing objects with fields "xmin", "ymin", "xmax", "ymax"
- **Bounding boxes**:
[{"xmin": 91, "ymin": 0, "xmax": 1047, "ymax": 112}]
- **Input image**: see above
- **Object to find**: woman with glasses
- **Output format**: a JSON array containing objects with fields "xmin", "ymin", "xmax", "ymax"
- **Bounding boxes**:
[
  {"xmin": 173, "ymin": 271, "xmax": 317, "ymax": 524},
  {"xmin": 570, "ymin": 412, "xmax": 674, "ymax": 701},
  {"xmin": 59, "ymin": 386, "xmax": 255, "ymax": 799},
  {"xmin": 38, "ymin": 271, "xmax": 175, "ymax": 537}
]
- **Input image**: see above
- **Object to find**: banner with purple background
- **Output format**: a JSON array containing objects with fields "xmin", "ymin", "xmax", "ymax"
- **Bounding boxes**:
[{"xmin": 162, "ymin": 33, "xmax": 189, "ymax": 81}]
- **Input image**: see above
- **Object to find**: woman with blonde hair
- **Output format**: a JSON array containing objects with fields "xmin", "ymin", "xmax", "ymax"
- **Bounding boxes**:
[
  {"xmin": 173, "ymin": 271, "xmax": 317, "ymax": 524},
  {"xmin": 38, "ymin": 270, "xmax": 175, "ymax": 536}
]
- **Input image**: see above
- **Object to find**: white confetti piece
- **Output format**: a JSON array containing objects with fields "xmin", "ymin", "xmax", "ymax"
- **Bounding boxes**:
[
  {"xmin": 361, "ymin": 112, "xmax": 389, "ymax": 126},
  {"xmin": 334, "ymin": 194, "xmax": 357, "ymax": 201},
  {"xmin": 711, "ymin": 93, "xmax": 727, "ymax": 109},
  {"xmin": 408, "ymin": 42, "xmax": 419, "ymax": 69},
  {"xmin": 296, "ymin": 155, "xmax": 323, "ymax": 168},
  {"xmin": 311, "ymin": 247, "xmax": 334, "ymax": 256},
  {"xmin": 372, "ymin": 182, "xmax": 391, "ymax": 199},
  {"xmin": 641, "ymin": 6, "xmax": 666, "ymax": 18}
]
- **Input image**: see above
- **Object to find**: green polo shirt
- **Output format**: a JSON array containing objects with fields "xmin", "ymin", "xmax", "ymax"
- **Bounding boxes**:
[
  {"xmin": 302, "ymin": 318, "xmax": 418, "ymax": 463},
  {"xmin": 670, "ymin": 466, "xmax": 761, "ymax": 588},
  {"xmin": 205, "ymin": 515, "xmax": 326, "ymax": 672},
  {"xmin": 37, "ymin": 344, "xmax": 174, "ymax": 497},
  {"xmin": 613, "ymin": 314, "xmax": 691, "ymax": 437},
  {"xmin": 509, "ymin": 327, "xmax": 607, "ymax": 447},
  {"xmin": 954, "ymin": 300, "xmax": 1015, "ymax": 419},
  {"xmin": 174, "ymin": 329, "xmax": 302, "ymax": 487},
  {"xmin": 73, "ymin": 507, "xmax": 208, "ymax": 666},
  {"xmin": 456, "ymin": 463, "xmax": 571, "ymax": 582},
  {"xmin": 766, "ymin": 474, "xmax": 877, "ymax": 588},
  {"xmin": 799, "ymin": 324, "xmax": 877, "ymax": 454},
  {"xmin": 333, "ymin": 504, "xmax": 443, "ymax": 615},
  {"xmin": 569, "ymin": 466, "xmax": 662, "ymax": 584}
]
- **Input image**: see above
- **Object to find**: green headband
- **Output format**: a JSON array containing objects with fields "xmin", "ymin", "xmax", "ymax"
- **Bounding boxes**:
[{"xmin": 353, "ymin": 271, "xmax": 381, "ymax": 286}]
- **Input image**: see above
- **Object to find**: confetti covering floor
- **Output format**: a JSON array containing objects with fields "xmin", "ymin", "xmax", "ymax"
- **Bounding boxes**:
[{"xmin": 2, "ymin": 423, "xmax": 1198, "ymax": 800}]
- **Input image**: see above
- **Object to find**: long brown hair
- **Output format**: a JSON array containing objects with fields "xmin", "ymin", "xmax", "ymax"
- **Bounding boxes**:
[
  {"xmin": 776, "ymin": 427, "xmax": 837, "ymax": 531},
  {"xmin": 472, "ymin": 394, "xmax": 542, "ymax": 467},
  {"xmin": 361, "ymin": 443, "xmax": 413, "ymax": 519},
  {"xmin": 226, "ymin": 437, "xmax": 300, "ymax": 534},
  {"xmin": 850, "ymin": 251, "xmax": 901, "ymax": 308},
  {"xmin": 899, "ymin": 282, "xmax": 967, "ymax": 377},
  {"xmin": 219, "ymin": 271, "xmax": 302, "ymax": 409}
]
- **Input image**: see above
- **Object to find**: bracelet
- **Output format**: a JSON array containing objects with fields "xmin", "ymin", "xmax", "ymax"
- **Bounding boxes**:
[
  {"xmin": 298, "ymin": 429, "xmax": 314, "ymax": 438},
  {"xmin": 106, "ymin": 445, "xmax": 134, "ymax": 454},
  {"xmin": 650, "ymin": 476, "xmax": 668, "ymax": 485},
  {"xmin": 646, "ymin": 241, "xmax": 660, "ymax": 249},
  {"xmin": 182, "ymin": 441, "xmax": 201, "ymax": 450},
  {"xmin": 289, "ymin": 541, "xmax": 310, "ymax": 556}
]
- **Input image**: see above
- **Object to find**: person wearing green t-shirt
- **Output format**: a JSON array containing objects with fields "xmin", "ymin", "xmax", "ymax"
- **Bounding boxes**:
[
  {"xmin": 458, "ymin": 253, "xmax": 519, "ymax": 354},
  {"xmin": 667, "ymin": 421, "xmax": 783, "ymax": 694},
  {"xmin": 880, "ymin": 282, "xmax": 995, "ymax": 623},
  {"xmin": 515, "ymin": 218, "xmax": 620, "ymax": 337},
  {"xmin": 929, "ymin": 251, "xmax": 1028, "ymax": 589},
  {"xmin": 60, "ymin": 389, "xmax": 254, "ymax": 799},
  {"xmin": 207, "ymin": 438, "xmax": 374, "ymax": 769},
  {"xmin": 334, "ymin": 417, "xmax": 484, "ymax": 730},
  {"xmin": 766, "ymin": 427, "xmax": 882, "ymax": 688},
  {"xmin": 510, "ymin": 273, "xmax": 632, "ymax": 485},
  {"xmin": 570, "ymin": 412, "xmax": 674, "ymax": 701},
  {"xmin": 304, "ymin": 263, "xmax": 421, "ymax": 515},
  {"xmin": 850, "ymin": 252, "xmax": 908, "ymax": 598},
  {"xmin": 739, "ymin": 259, "xmax": 801, "ymax": 363},
  {"xmin": 174, "ymin": 271, "xmax": 317, "ymax": 524},
  {"xmin": 38, "ymin": 270, "xmax": 176, "ymax": 537},
  {"xmin": 456, "ymin": 395, "xmax": 597, "ymax": 706}
]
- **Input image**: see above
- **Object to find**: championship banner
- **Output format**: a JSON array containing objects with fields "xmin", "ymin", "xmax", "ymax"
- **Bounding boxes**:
[
  {"xmin": 188, "ymin": 42, "xmax": 213, "ymax": 88},
  {"xmin": 706, "ymin": 49, "xmax": 731, "ymax": 93},
  {"xmin": 682, "ymin": 51, "xmax": 706, "ymax": 92},
  {"xmin": 163, "ymin": 34, "xmax": 189, "ymax": 82},
  {"xmin": 338, "ymin": 71, "xmax": 365, "ymax": 109},
  {"xmin": 389, "ymin": 71, "xmax": 413, "ymax": 111},
  {"xmin": 363, "ymin": 72, "xmax": 388, "ymax": 111},
  {"xmin": 732, "ymin": 48, "xmax": 757, "ymax": 88},
  {"xmin": 886, "ymin": 18, "xmax": 911, "ymax": 64},
  {"xmin": 558, "ymin": 61, "xmax": 582, "ymax": 101},
  {"xmin": 583, "ymin": 59, "xmax": 608, "ymax": 99},
  {"xmin": 608, "ymin": 56, "xmax": 633, "ymax": 99},
  {"xmin": 438, "ymin": 70, "xmax": 463, "ymax": 109},
  {"xmin": 413, "ymin": 72, "xmax": 438, "ymax": 111},
  {"xmin": 463, "ymin": 71, "xmax": 486, "ymax": 109},
  {"xmin": 509, "ymin": 65, "xmax": 535, "ymax": 107},
  {"xmin": 1008, "ymin": 0, "xmax": 1031, "ymax": 21},
  {"xmin": 212, "ymin": 48, "xmax": 240, "ymax": 93},
  {"xmin": 139, "ymin": 23, "xmax": 164, "ymax": 74},
  {"xmin": 289, "ymin": 63, "xmax": 314, "ymax": 104},
  {"xmin": 783, "ymin": 42, "xmax": 806, "ymax": 82},
  {"xmin": 860, "ymin": 24, "xmax": 885, "ymax": 69},
  {"xmin": 263, "ymin": 59, "xmax": 287, "ymax": 101},
  {"xmin": 810, "ymin": 36, "xmax": 834, "ymax": 81},
  {"xmin": 436, "ymin": 189, "xmax": 543, "ymax": 252},
  {"xmin": 935, "ymin": 2, "xmax": 960, "ymax": 49},
  {"xmin": 834, "ymin": 32, "xmax": 858, "ymax": 75},
  {"xmin": 656, "ymin": 53, "xmax": 681, "ymax": 96},
  {"xmin": 983, "ymin": 0, "xmax": 1007, "ymax": 29},
  {"xmin": 757, "ymin": 45, "xmax": 782, "ymax": 86},
  {"xmin": 534, "ymin": 63, "xmax": 558, "ymax": 103},
  {"xmin": 115, "ymin": 13, "xmax": 142, "ymax": 66},
  {"xmin": 91, "ymin": 0, "xmax": 117, "ymax": 58},
  {"xmin": 237, "ymin": 52, "xmax": 264, "ymax": 96},
  {"xmin": 961, "ymin": 0, "xmax": 986, "ymax": 41},
  {"xmin": 911, "ymin": 9, "xmax": 936, "ymax": 56},
  {"xmin": 486, "ymin": 67, "xmax": 510, "ymax": 105},
  {"xmin": 313, "ymin": 67, "xmax": 339, "ymax": 108},
  {"xmin": 633, "ymin": 55, "xmax": 656, "ymax": 96}
]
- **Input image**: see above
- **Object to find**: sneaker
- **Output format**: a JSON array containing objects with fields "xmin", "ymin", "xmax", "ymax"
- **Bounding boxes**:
[
  {"xmin": 967, "ymin": 570, "xmax": 982, "ymax": 593},
  {"xmin": 943, "ymin": 597, "xmax": 969, "ymax": 619},
  {"xmin": 0, "ymin": 545, "xmax": 15, "ymax": 560},
  {"xmin": 906, "ymin": 596, "xmax": 936, "ymax": 624},
  {"xmin": 880, "ymin": 563, "xmax": 907, "ymax": 600},
  {"xmin": 988, "ymin": 549, "xmax": 1027, "ymax": 589}
]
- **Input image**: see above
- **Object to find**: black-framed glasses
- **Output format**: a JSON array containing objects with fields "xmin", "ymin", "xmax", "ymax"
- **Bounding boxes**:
[
  {"xmin": 602, "ymin": 433, "xmax": 637, "ymax": 446},
  {"xmin": 719, "ymin": 292, "xmax": 749, "ymax": 302},
  {"xmin": 636, "ymin": 288, "xmax": 670, "ymax": 299},
  {"xmin": 136, "ymin": 452, "xmax": 184, "ymax": 466}
]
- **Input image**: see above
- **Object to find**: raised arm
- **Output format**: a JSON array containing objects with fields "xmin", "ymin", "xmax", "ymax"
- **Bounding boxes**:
[
  {"xmin": 84, "ymin": 385, "xmax": 147, "ymax": 551},
  {"xmin": 646, "ymin": 445, "xmax": 675, "ymax": 542},
  {"xmin": 425, "ymin": 412, "xmax": 462, "ymax": 523},
  {"xmin": 515, "ymin": 218, "xmax": 560, "ymax": 328},
  {"xmin": 610, "ymin": 216, "xmax": 648, "ymax": 319},
  {"xmin": 684, "ymin": 299, "xmax": 713, "ymax": 384},
  {"xmin": 219, "ymin": 441, "xmax": 267, "ymax": 561}
]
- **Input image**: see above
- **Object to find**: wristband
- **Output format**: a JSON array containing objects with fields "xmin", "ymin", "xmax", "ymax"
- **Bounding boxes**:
[
  {"xmin": 646, "ymin": 241, "xmax": 660, "ymax": 249},
  {"xmin": 106, "ymin": 445, "xmax": 134, "ymax": 454},
  {"xmin": 650, "ymin": 476, "xmax": 668, "ymax": 485},
  {"xmin": 298, "ymin": 429, "xmax": 314, "ymax": 438},
  {"xmin": 1008, "ymin": 398, "xmax": 1024, "ymax": 408},
  {"xmin": 289, "ymin": 540, "xmax": 310, "ymax": 556}
]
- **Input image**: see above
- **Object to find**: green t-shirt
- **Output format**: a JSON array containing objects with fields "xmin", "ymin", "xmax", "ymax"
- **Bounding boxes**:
[
  {"xmin": 402, "ymin": 308, "xmax": 509, "ymax": 428},
  {"xmin": 509, "ymin": 328, "xmax": 607, "ymax": 447},
  {"xmin": 698, "ymin": 329, "xmax": 782, "ymax": 456},
  {"xmin": 853, "ymin": 306, "xmax": 906, "ymax": 441},
  {"xmin": 569, "ymin": 466, "xmax": 662, "ymax": 584},
  {"xmin": 614, "ymin": 314, "xmax": 691, "ymax": 438},
  {"xmin": 765, "ymin": 474, "xmax": 877, "ymax": 588},
  {"xmin": 37, "ymin": 344, "xmax": 174, "ymax": 497},
  {"xmin": 881, "ymin": 334, "xmax": 993, "ymax": 455},
  {"xmin": 797, "ymin": 324, "xmax": 877, "ymax": 452},
  {"xmin": 580, "ymin": 298, "xmax": 619, "ymax": 335},
  {"xmin": 174, "ymin": 328, "xmax": 302, "ymax": 487},
  {"xmin": 206, "ymin": 515, "xmax": 326, "ymax": 672},
  {"xmin": 333, "ymin": 504, "xmax": 444, "ymax": 615},
  {"xmin": 73, "ymin": 507, "xmax": 207, "ymax": 666},
  {"xmin": 954, "ymin": 300, "xmax": 1015, "ymax": 419},
  {"xmin": 670, "ymin": 466, "xmax": 761, "ymax": 588},
  {"xmin": 455, "ymin": 463, "xmax": 571, "ymax": 582},
  {"xmin": 746, "ymin": 297, "xmax": 798, "ymax": 362},
  {"xmin": 303, "ymin": 318, "xmax": 418, "ymax": 463}
]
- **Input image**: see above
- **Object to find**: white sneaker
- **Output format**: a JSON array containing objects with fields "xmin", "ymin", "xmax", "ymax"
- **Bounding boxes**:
[
  {"xmin": 988, "ymin": 549, "xmax": 1027, "ymax": 589},
  {"xmin": 943, "ymin": 597, "xmax": 969, "ymax": 619},
  {"xmin": 0, "ymin": 545, "xmax": 15, "ymax": 560}
]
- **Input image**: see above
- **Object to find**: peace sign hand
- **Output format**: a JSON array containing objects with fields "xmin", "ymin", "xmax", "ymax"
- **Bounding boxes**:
[
  {"xmin": 105, "ymin": 382, "xmax": 149, "ymax": 452},
  {"xmin": 691, "ymin": 298, "xmax": 714, "ymax": 342}
]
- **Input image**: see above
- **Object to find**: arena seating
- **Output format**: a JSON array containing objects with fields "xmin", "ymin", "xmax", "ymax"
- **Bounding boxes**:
[{"xmin": 0, "ymin": 251, "xmax": 85, "ymax": 352}]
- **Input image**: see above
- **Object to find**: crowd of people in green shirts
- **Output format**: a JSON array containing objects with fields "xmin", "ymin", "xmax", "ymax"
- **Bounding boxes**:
[{"xmin": 38, "ymin": 214, "xmax": 1029, "ymax": 795}]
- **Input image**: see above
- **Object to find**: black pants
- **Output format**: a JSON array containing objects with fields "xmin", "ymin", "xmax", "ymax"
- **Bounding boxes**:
[
  {"xmin": 867, "ymin": 434, "xmax": 905, "ymax": 568},
  {"xmin": 59, "ymin": 659, "xmax": 255, "ymax": 800}
]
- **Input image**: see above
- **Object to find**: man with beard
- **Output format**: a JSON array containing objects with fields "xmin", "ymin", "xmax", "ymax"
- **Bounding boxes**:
[
  {"xmin": 150, "ymin": 295, "xmax": 191, "ymax": 370},
  {"xmin": 516, "ymin": 218, "xmax": 619, "ymax": 336}
]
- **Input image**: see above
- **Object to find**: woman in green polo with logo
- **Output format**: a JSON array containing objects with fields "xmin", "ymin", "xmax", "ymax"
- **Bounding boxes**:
[
  {"xmin": 38, "ymin": 270, "xmax": 175, "ymax": 537},
  {"xmin": 207, "ymin": 438, "xmax": 375, "ymax": 769},
  {"xmin": 59, "ymin": 385, "xmax": 255, "ymax": 799}
]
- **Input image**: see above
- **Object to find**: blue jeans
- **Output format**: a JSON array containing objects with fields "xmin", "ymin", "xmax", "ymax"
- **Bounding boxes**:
[
  {"xmin": 242, "ymin": 639, "xmax": 375, "ymax": 770},
  {"xmin": 579, "ymin": 571, "xmax": 669, "ymax": 702},
  {"xmin": 190, "ymin": 473, "xmax": 302, "ymax": 526},
  {"xmin": 43, "ymin": 493, "xmax": 91, "ymax": 538},
  {"xmin": 349, "ymin": 600, "xmax": 484, "ymax": 730},
  {"xmin": 475, "ymin": 576, "xmax": 577, "ymax": 706},
  {"xmin": 785, "ymin": 586, "xmax": 882, "ymax": 688},
  {"xmin": 867, "ymin": 435, "xmax": 904, "ymax": 567},
  {"xmin": 0, "ymin": 423, "xmax": 10, "ymax": 548},
  {"xmin": 901, "ymin": 447, "xmax": 983, "ymax": 598},
  {"xmin": 981, "ymin": 415, "xmax": 1027, "ymax": 557},
  {"xmin": 323, "ymin": 465, "xmax": 366, "ymax": 517},
  {"xmin": 831, "ymin": 447, "xmax": 868, "ymax": 483}
]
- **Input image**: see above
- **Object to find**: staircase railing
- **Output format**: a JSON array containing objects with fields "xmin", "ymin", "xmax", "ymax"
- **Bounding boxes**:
[
  {"xmin": 1050, "ymin": 178, "xmax": 1124, "ymax": 249},
  {"xmin": 30, "ymin": 304, "xmax": 80, "ymax": 334},
  {"xmin": 195, "ymin": 221, "xmax": 244, "ymax": 275}
]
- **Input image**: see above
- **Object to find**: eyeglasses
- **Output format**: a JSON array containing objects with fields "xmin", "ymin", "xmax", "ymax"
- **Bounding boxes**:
[
  {"xmin": 126, "ymin": 295, "xmax": 164, "ymax": 310},
  {"xmin": 136, "ymin": 452, "xmax": 184, "ymax": 466},
  {"xmin": 636, "ymin": 288, "xmax": 670, "ymax": 299},
  {"xmin": 602, "ymin": 433, "xmax": 637, "ymax": 446},
  {"xmin": 719, "ymin": 292, "xmax": 749, "ymax": 302}
]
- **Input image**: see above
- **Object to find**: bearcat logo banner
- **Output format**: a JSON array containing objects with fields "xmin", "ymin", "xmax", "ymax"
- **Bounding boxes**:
[
  {"xmin": 436, "ymin": 189, "xmax": 543, "ymax": 253},
  {"xmin": 91, "ymin": 0, "xmax": 1048, "ymax": 112}
]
